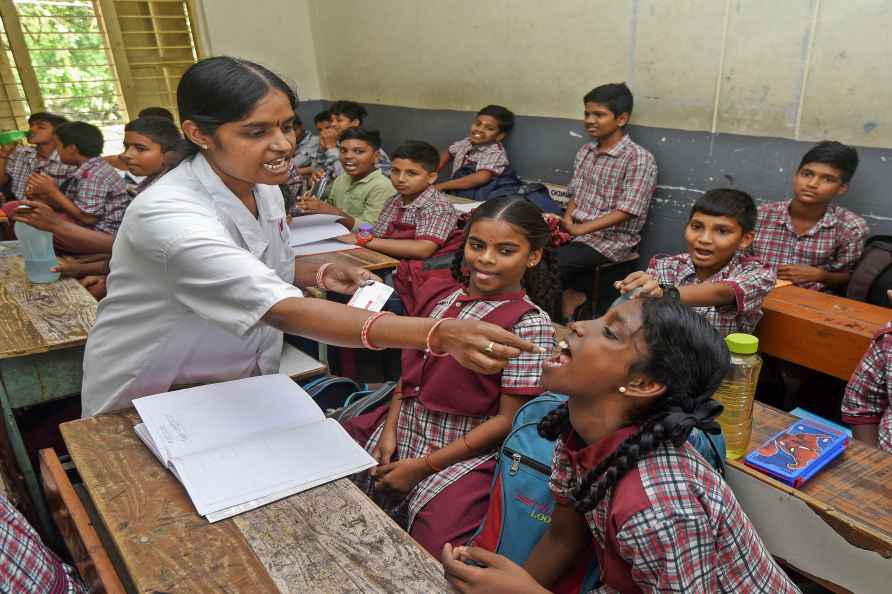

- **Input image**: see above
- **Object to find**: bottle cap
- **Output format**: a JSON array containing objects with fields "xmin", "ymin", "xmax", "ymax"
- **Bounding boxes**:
[
  {"xmin": 357, "ymin": 223, "xmax": 373, "ymax": 233},
  {"xmin": 725, "ymin": 333, "xmax": 759, "ymax": 355}
]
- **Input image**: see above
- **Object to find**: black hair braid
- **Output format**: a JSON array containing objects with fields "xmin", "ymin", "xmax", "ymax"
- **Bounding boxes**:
[
  {"xmin": 544, "ymin": 297, "xmax": 729, "ymax": 514},
  {"xmin": 522, "ymin": 247, "xmax": 561, "ymax": 321},
  {"xmin": 537, "ymin": 402, "xmax": 571, "ymax": 440},
  {"xmin": 450, "ymin": 242, "xmax": 468, "ymax": 285}
]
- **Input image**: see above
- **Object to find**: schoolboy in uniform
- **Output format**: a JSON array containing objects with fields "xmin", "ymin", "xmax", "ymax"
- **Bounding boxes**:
[
  {"xmin": 558, "ymin": 83, "xmax": 657, "ymax": 321},
  {"xmin": 297, "ymin": 128, "xmax": 393, "ymax": 230},
  {"xmin": 292, "ymin": 113, "xmax": 319, "ymax": 170},
  {"xmin": 752, "ymin": 141, "xmax": 869, "ymax": 292},
  {"xmin": 434, "ymin": 105, "xmax": 514, "ymax": 198},
  {"xmin": 618, "ymin": 188, "xmax": 776, "ymax": 336},
  {"xmin": 842, "ymin": 299, "xmax": 892, "ymax": 453},
  {"xmin": 317, "ymin": 100, "xmax": 391, "ymax": 178},
  {"xmin": 0, "ymin": 112, "xmax": 75, "ymax": 210},
  {"xmin": 26, "ymin": 122, "xmax": 130, "ymax": 238}
]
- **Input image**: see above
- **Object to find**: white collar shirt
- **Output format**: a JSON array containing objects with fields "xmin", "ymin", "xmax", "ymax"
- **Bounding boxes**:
[{"xmin": 81, "ymin": 154, "xmax": 303, "ymax": 416}]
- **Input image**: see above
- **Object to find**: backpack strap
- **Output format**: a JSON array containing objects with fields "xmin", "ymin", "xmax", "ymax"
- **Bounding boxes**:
[{"xmin": 847, "ymin": 238, "xmax": 892, "ymax": 301}]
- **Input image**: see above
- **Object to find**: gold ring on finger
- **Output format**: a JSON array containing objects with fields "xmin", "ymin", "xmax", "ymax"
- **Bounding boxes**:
[{"xmin": 483, "ymin": 341, "xmax": 495, "ymax": 354}]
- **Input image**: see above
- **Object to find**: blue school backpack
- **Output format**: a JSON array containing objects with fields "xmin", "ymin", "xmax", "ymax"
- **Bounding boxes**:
[{"xmin": 469, "ymin": 392, "xmax": 726, "ymax": 594}]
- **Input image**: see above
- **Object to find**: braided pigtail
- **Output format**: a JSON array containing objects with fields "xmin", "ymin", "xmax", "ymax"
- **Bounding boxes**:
[
  {"xmin": 522, "ymin": 246, "xmax": 562, "ymax": 321},
  {"xmin": 450, "ymin": 241, "xmax": 468, "ymax": 285},
  {"xmin": 537, "ymin": 402, "xmax": 571, "ymax": 440},
  {"xmin": 568, "ymin": 297, "xmax": 730, "ymax": 513}
]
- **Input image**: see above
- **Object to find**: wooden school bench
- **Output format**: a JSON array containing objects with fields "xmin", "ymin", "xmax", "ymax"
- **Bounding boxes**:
[
  {"xmin": 0, "ymin": 240, "xmax": 97, "ymax": 540},
  {"xmin": 726, "ymin": 402, "xmax": 892, "ymax": 594},
  {"xmin": 756, "ymin": 285, "xmax": 892, "ymax": 380},
  {"xmin": 56, "ymin": 411, "xmax": 454, "ymax": 593},
  {"xmin": 295, "ymin": 245, "xmax": 399, "ymax": 276}
]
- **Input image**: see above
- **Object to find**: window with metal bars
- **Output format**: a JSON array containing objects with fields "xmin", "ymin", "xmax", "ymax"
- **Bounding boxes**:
[{"xmin": 0, "ymin": 0, "xmax": 200, "ymax": 154}]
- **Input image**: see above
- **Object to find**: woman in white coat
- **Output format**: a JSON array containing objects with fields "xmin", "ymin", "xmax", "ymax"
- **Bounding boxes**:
[{"xmin": 81, "ymin": 57, "xmax": 538, "ymax": 417}]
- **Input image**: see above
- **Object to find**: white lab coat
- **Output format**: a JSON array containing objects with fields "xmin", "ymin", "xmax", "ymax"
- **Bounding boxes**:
[{"xmin": 81, "ymin": 154, "xmax": 303, "ymax": 416}]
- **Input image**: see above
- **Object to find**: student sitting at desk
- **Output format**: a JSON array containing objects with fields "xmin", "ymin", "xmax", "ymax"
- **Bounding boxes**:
[
  {"xmin": 441, "ymin": 297, "xmax": 800, "ymax": 594},
  {"xmin": 24, "ymin": 122, "xmax": 130, "ymax": 247},
  {"xmin": 0, "ymin": 112, "xmax": 75, "ymax": 212},
  {"xmin": 558, "ymin": 83, "xmax": 657, "ymax": 322},
  {"xmin": 617, "ymin": 189, "xmax": 776, "ymax": 336},
  {"xmin": 751, "ymin": 141, "xmax": 869, "ymax": 292},
  {"xmin": 344, "ymin": 197, "xmax": 557, "ymax": 556},
  {"xmin": 842, "ymin": 300, "xmax": 892, "ymax": 454},
  {"xmin": 80, "ymin": 57, "xmax": 540, "ymax": 418},
  {"xmin": 296, "ymin": 128, "xmax": 394, "ymax": 230},
  {"xmin": 316, "ymin": 100, "xmax": 391, "ymax": 178},
  {"xmin": 434, "ymin": 105, "xmax": 515, "ymax": 201}
]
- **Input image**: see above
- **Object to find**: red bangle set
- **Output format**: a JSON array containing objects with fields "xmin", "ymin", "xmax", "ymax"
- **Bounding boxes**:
[
  {"xmin": 361, "ymin": 311, "xmax": 392, "ymax": 351},
  {"xmin": 315, "ymin": 262, "xmax": 332, "ymax": 289}
]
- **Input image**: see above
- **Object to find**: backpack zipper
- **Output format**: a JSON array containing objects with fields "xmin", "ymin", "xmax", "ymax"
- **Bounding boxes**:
[{"xmin": 503, "ymin": 447, "xmax": 550, "ymax": 476}]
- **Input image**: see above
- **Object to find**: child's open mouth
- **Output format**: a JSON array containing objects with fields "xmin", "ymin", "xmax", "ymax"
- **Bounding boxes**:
[{"xmin": 545, "ymin": 340, "xmax": 572, "ymax": 368}]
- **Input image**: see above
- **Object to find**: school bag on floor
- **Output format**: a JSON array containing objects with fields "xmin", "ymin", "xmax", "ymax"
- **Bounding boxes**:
[
  {"xmin": 846, "ymin": 235, "xmax": 892, "ymax": 307},
  {"xmin": 301, "ymin": 375, "xmax": 360, "ymax": 414},
  {"xmin": 469, "ymin": 392, "xmax": 726, "ymax": 594},
  {"xmin": 327, "ymin": 381, "xmax": 398, "ymax": 423}
]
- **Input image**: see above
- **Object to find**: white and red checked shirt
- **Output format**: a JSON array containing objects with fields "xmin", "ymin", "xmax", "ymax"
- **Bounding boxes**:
[
  {"xmin": 567, "ymin": 135, "xmax": 657, "ymax": 261},
  {"xmin": 5, "ymin": 146, "xmax": 75, "ymax": 200},
  {"xmin": 752, "ymin": 200, "xmax": 869, "ymax": 291},
  {"xmin": 842, "ymin": 322, "xmax": 892, "ymax": 453},
  {"xmin": 65, "ymin": 157, "xmax": 131, "ymax": 233},
  {"xmin": 549, "ymin": 428, "xmax": 800, "ymax": 593},
  {"xmin": 448, "ymin": 138, "xmax": 510, "ymax": 177},
  {"xmin": 373, "ymin": 186, "xmax": 458, "ymax": 245},
  {"xmin": 1, "ymin": 496, "xmax": 86, "ymax": 594},
  {"xmin": 646, "ymin": 252, "xmax": 776, "ymax": 336}
]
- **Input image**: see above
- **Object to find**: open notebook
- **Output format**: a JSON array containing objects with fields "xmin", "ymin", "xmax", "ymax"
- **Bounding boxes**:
[{"xmin": 133, "ymin": 374, "xmax": 376, "ymax": 522}]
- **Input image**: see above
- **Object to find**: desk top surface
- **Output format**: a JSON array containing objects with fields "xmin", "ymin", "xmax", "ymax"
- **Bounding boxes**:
[
  {"xmin": 61, "ymin": 411, "xmax": 453, "ymax": 594},
  {"xmin": 0, "ymin": 246, "xmax": 97, "ymax": 359},
  {"xmin": 729, "ymin": 403, "xmax": 892, "ymax": 556},
  {"xmin": 294, "ymin": 246, "xmax": 399, "ymax": 273},
  {"xmin": 762, "ymin": 286, "xmax": 892, "ymax": 338}
]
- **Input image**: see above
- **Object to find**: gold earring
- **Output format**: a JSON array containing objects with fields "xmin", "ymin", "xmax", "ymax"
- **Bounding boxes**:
[{"xmin": 618, "ymin": 386, "xmax": 627, "ymax": 393}]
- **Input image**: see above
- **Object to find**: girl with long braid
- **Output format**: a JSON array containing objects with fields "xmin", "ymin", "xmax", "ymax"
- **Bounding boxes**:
[
  {"xmin": 442, "ymin": 297, "xmax": 800, "ymax": 593},
  {"xmin": 343, "ymin": 196, "xmax": 558, "ymax": 556}
]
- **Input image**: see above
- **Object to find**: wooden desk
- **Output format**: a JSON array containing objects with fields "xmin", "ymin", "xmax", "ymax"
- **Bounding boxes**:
[
  {"xmin": 0, "ymin": 243, "xmax": 97, "ymax": 539},
  {"xmin": 61, "ymin": 412, "xmax": 454, "ymax": 593},
  {"xmin": 756, "ymin": 286, "xmax": 892, "ymax": 380},
  {"xmin": 726, "ymin": 403, "xmax": 892, "ymax": 593},
  {"xmin": 295, "ymin": 246, "xmax": 399, "ymax": 275}
]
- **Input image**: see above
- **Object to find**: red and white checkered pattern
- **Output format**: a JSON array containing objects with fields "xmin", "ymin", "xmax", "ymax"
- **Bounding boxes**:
[
  {"xmin": 448, "ymin": 138, "xmax": 510, "ymax": 176},
  {"xmin": 567, "ymin": 135, "xmax": 657, "ymax": 261},
  {"xmin": 752, "ymin": 200, "xmax": 869, "ymax": 291},
  {"xmin": 1, "ymin": 496, "xmax": 86, "ymax": 594},
  {"xmin": 549, "ymin": 431, "xmax": 799, "ymax": 593},
  {"xmin": 646, "ymin": 252, "xmax": 776, "ymax": 336},
  {"xmin": 842, "ymin": 323, "xmax": 892, "ymax": 453},
  {"xmin": 5, "ymin": 147, "xmax": 75, "ymax": 200},
  {"xmin": 66, "ymin": 157, "xmax": 131, "ymax": 234},
  {"xmin": 373, "ymin": 186, "xmax": 459, "ymax": 245}
]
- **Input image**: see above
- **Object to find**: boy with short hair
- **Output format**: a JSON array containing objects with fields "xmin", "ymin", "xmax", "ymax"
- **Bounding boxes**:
[
  {"xmin": 317, "ymin": 100, "xmax": 391, "ymax": 177},
  {"xmin": 842, "ymin": 300, "xmax": 892, "ymax": 453},
  {"xmin": 26, "ymin": 121, "xmax": 129, "ymax": 237},
  {"xmin": 0, "ymin": 112, "xmax": 74, "ymax": 206},
  {"xmin": 558, "ymin": 82, "xmax": 657, "ymax": 321},
  {"xmin": 434, "ymin": 105, "xmax": 514, "ymax": 198},
  {"xmin": 292, "ymin": 113, "xmax": 320, "ymax": 170},
  {"xmin": 752, "ymin": 140, "xmax": 869, "ymax": 292},
  {"xmin": 618, "ymin": 188, "xmax": 776, "ymax": 336},
  {"xmin": 314, "ymin": 109, "xmax": 331, "ymax": 134},
  {"xmin": 296, "ymin": 128, "xmax": 393, "ymax": 230}
]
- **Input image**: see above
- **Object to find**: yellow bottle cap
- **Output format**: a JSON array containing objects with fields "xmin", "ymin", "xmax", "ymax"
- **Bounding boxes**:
[{"xmin": 725, "ymin": 333, "xmax": 759, "ymax": 354}]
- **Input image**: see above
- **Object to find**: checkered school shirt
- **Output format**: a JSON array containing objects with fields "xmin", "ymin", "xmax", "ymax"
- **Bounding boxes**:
[
  {"xmin": 1, "ymin": 496, "xmax": 86, "ymax": 594},
  {"xmin": 5, "ymin": 147, "xmax": 75, "ymax": 200},
  {"xmin": 842, "ymin": 323, "xmax": 892, "ymax": 453},
  {"xmin": 355, "ymin": 289, "xmax": 554, "ymax": 528},
  {"xmin": 646, "ymin": 252, "xmax": 776, "ymax": 336},
  {"xmin": 548, "ymin": 429, "xmax": 800, "ymax": 593},
  {"xmin": 447, "ymin": 138, "xmax": 510, "ymax": 177},
  {"xmin": 66, "ymin": 157, "xmax": 131, "ymax": 234},
  {"xmin": 372, "ymin": 186, "xmax": 459, "ymax": 245},
  {"xmin": 567, "ymin": 135, "xmax": 657, "ymax": 261},
  {"xmin": 752, "ymin": 200, "xmax": 870, "ymax": 291}
]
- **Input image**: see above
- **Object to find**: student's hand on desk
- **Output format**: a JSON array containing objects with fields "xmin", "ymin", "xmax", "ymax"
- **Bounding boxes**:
[
  {"xmin": 12, "ymin": 200, "xmax": 60, "ymax": 231},
  {"xmin": 336, "ymin": 233, "xmax": 357, "ymax": 244},
  {"xmin": 373, "ymin": 458, "xmax": 429, "ymax": 495},
  {"xmin": 441, "ymin": 544, "xmax": 549, "ymax": 594},
  {"xmin": 615, "ymin": 271, "xmax": 663, "ymax": 298},
  {"xmin": 777, "ymin": 264, "xmax": 824, "ymax": 285},
  {"xmin": 296, "ymin": 196, "xmax": 337, "ymax": 215},
  {"xmin": 52, "ymin": 256, "xmax": 83, "ymax": 277},
  {"xmin": 322, "ymin": 262, "xmax": 381, "ymax": 294},
  {"xmin": 431, "ymin": 320, "xmax": 545, "ymax": 374}
]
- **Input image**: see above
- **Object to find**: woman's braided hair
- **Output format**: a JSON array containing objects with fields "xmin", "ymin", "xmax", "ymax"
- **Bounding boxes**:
[
  {"xmin": 537, "ymin": 297, "xmax": 729, "ymax": 512},
  {"xmin": 450, "ymin": 196, "xmax": 561, "ymax": 320}
]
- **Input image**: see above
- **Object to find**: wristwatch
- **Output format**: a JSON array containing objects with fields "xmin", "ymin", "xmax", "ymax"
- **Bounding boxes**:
[{"xmin": 659, "ymin": 284, "xmax": 681, "ymax": 301}]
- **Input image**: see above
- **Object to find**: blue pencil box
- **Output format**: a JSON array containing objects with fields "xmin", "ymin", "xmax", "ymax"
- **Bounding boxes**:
[{"xmin": 743, "ymin": 418, "xmax": 848, "ymax": 488}]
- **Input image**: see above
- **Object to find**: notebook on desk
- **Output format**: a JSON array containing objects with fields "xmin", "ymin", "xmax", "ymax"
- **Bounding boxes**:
[{"xmin": 133, "ymin": 374, "xmax": 376, "ymax": 522}]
